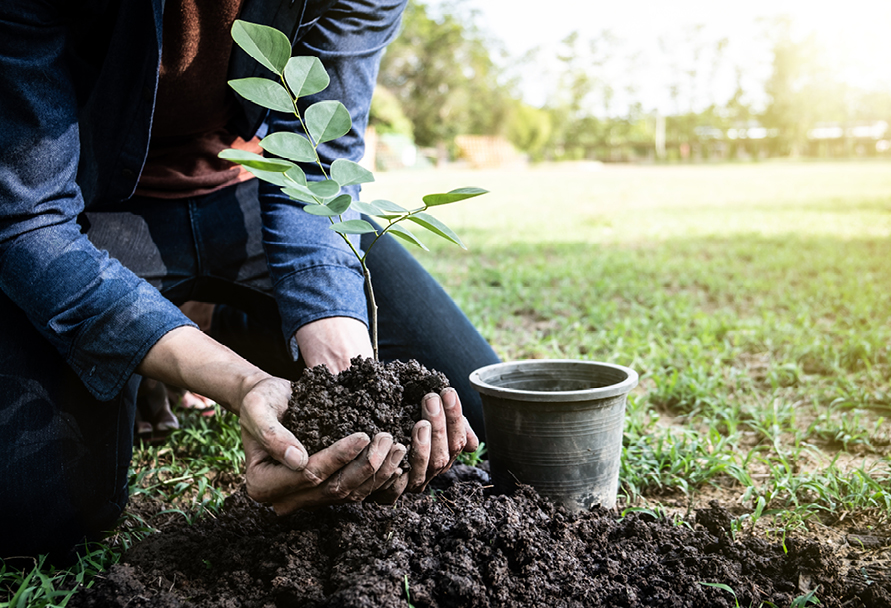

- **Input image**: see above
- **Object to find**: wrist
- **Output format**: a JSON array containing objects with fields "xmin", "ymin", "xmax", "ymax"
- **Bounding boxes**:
[
  {"xmin": 232, "ymin": 368, "xmax": 275, "ymax": 415},
  {"xmin": 295, "ymin": 316, "xmax": 372, "ymax": 373}
]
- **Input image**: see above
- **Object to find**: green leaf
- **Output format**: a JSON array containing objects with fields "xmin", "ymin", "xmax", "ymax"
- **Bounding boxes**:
[
  {"xmin": 386, "ymin": 224, "xmax": 429, "ymax": 251},
  {"xmin": 407, "ymin": 212, "xmax": 465, "ymax": 249},
  {"xmin": 349, "ymin": 201, "xmax": 383, "ymax": 216},
  {"xmin": 422, "ymin": 187, "xmax": 488, "ymax": 207},
  {"xmin": 308, "ymin": 180, "xmax": 340, "ymax": 199},
  {"xmin": 303, "ymin": 204, "xmax": 339, "ymax": 217},
  {"xmin": 282, "ymin": 184, "xmax": 318, "ymax": 203},
  {"xmin": 331, "ymin": 159, "xmax": 374, "ymax": 187},
  {"xmin": 284, "ymin": 56, "xmax": 330, "ymax": 98},
  {"xmin": 362, "ymin": 199, "xmax": 408, "ymax": 220},
  {"xmin": 306, "ymin": 101, "xmax": 351, "ymax": 144},
  {"xmin": 698, "ymin": 582, "xmax": 738, "ymax": 598},
  {"xmin": 244, "ymin": 166, "xmax": 290, "ymax": 187},
  {"xmin": 285, "ymin": 165, "xmax": 308, "ymax": 186},
  {"xmin": 229, "ymin": 78, "xmax": 294, "ymax": 113},
  {"xmin": 218, "ymin": 149, "xmax": 294, "ymax": 172},
  {"xmin": 351, "ymin": 199, "xmax": 408, "ymax": 219},
  {"xmin": 753, "ymin": 496, "xmax": 766, "ymax": 520},
  {"xmin": 303, "ymin": 194, "xmax": 352, "ymax": 217},
  {"xmin": 249, "ymin": 163, "xmax": 307, "ymax": 188},
  {"xmin": 331, "ymin": 219, "xmax": 377, "ymax": 235},
  {"xmin": 240, "ymin": 163, "xmax": 305, "ymax": 188},
  {"xmin": 260, "ymin": 132, "xmax": 317, "ymax": 162},
  {"xmin": 326, "ymin": 194, "xmax": 353, "ymax": 215},
  {"xmin": 371, "ymin": 199, "xmax": 409, "ymax": 213},
  {"xmin": 231, "ymin": 20, "xmax": 292, "ymax": 74}
]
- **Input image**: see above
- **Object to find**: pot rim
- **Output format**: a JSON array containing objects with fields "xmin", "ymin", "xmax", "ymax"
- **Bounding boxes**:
[{"xmin": 469, "ymin": 359, "xmax": 639, "ymax": 402}]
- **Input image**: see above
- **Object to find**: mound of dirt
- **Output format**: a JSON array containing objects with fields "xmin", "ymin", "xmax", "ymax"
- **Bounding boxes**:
[
  {"xmin": 72, "ymin": 466, "xmax": 889, "ymax": 608},
  {"xmin": 69, "ymin": 357, "xmax": 890, "ymax": 607}
]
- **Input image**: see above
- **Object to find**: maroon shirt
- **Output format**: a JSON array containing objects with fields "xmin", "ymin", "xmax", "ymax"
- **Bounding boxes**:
[{"xmin": 137, "ymin": 0, "xmax": 261, "ymax": 198}]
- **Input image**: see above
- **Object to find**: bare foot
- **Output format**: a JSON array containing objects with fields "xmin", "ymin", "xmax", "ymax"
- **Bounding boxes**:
[{"xmin": 166, "ymin": 384, "xmax": 217, "ymax": 416}]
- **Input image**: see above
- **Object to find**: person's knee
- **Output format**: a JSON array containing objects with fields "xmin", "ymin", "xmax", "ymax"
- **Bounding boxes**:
[
  {"xmin": 0, "ymin": 477, "xmax": 128, "ymax": 564},
  {"xmin": 0, "ymin": 373, "xmax": 134, "ymax": 562}
]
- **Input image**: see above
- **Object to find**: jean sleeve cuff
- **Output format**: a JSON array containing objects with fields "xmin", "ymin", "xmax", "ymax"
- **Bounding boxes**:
[
  {"xmin": 275, "ymin": 263, "xmax": 369, "ymax": 356},
  {"xmin": 68, "ymin": 284, "xmax": 197, "ymax": 401}
]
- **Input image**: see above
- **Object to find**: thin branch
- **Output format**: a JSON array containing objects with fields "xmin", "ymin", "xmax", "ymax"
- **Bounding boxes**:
[
  {"xmin": 359, "ymin": 206, "xmax": 428, "ymax": 265},
  {"xmin": 281, "ymin": 74, "xmax": 329, "ymax": 180},
  {"xmin": 363, "ymin": 265, "xmax": 378, "ymax": 361}
]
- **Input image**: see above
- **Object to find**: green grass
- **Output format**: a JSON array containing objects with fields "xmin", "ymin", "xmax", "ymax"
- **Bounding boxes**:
[
  {"xmin": 4, "ymin": 159, "xmax": 890, "ymax": 606},
  {"xmin": 365, "ymin": 160, "xmax": 891, "ymax": 532}
]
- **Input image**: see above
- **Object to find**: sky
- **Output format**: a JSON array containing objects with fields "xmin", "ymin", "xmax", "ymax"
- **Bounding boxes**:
[{"xmin": 464, "ymin": 0, "xmax": 891, "ymax": 114}]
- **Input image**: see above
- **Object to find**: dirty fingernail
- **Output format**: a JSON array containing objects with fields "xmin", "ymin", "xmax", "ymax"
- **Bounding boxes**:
[
  {"xmin": 284, "ymin": 446, "xmax": 307, "ymax": 471},
  {"xmin": 418, "ymin": 422, "xmax": 431, "ymax": 443},
  {"xmin": 390, "ymin": 446, "xmax": 407, "ymax": 465},
  {"xmin": 424, "ymin": 395, "xmax": 441, "ymax": 416}
]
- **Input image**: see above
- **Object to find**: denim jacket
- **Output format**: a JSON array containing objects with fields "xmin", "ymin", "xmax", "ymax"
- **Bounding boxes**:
[{"xmin": 0, "ymin": 0, "xmax": 404, "ymax": 400}]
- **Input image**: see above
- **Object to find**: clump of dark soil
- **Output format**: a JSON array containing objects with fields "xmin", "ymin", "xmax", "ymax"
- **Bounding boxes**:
[
  {"xmin": 71, "ymin": 468, "xmax": 890, "ymax": 608},
  {"xmin": 283, "ymin": 357, "xmax": 448, "ymax": 453}
]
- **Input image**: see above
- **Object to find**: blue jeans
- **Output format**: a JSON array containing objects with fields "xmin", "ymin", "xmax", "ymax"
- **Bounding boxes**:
[{"xmin": 0, "ymin": 179, "xmax": 499, "ymax": 560}]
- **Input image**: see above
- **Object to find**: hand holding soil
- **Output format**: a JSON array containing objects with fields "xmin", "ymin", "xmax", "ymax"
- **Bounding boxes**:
[
  {"xmin": 278, "ymin": 357, "xmax": 477, "ymax": 505},
  {"xmin": 237, "ymin": 356, "xmax": 476, "ymax": 514},
  {"xmin": 236, "ymin": 372, "xmax": 403, "ymax": 513},
  {"xmin": 243, "ymin": 428, "xmax": 407, "ymax": 513},
  {"xmin": 406, "ymin": 388, "xmax": 479, "ymax": 493}
]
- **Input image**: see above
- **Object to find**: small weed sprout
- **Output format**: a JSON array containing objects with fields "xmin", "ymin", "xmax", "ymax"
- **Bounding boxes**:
[
  {"xmin": 697, "ymin": 581, "xmax": 741, "ymax": 608},
  {"xmin": 730, "ymin": 495, "xmax": 770, "ymax": 540},
  {"xmin": 220, "ymin": 20, "xmax": 486, "ymax": 359},
  {"xmin": 403, "ymin": 574, "xmax": 416, "ymax": 608},
  {"xmin": 621, "ymin": 505, "xmax": 668, "ymax": 520},
  {"xmin": 456, "ymin": 441, "xmax": 487, "ymax": 466},
  {"xmin": 790, "ymin": 588, "xmax": 822, "ymax": 607}
]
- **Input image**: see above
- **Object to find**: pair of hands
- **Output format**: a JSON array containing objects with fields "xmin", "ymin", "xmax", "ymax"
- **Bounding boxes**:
[
  {"xmin": 238, "ymin": 316, "xmax": 478, "ymax": 514},
  {"xmin": 239, "ymin": 378, "xmax": 478, "ymax": 514},
  {"xmin": 138, "ymin": 318, "xmax": 476, "ymax": 515}
]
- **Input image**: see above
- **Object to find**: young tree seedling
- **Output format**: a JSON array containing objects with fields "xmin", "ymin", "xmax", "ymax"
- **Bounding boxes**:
[{"xmin": 219, "ymin": 20, "xmax": 487, "ymax": 359}]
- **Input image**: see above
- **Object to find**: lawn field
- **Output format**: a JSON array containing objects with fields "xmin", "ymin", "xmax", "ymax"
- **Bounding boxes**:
[
  {"xmin": 366, "ymin": 159, "xmax": 891, "ymax": 524},
  {"xmin": 3, "ymin": 160, "xmax": 890, "ymax": 605}
]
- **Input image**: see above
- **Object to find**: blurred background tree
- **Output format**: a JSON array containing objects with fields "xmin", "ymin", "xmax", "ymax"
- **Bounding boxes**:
[
  {"xmin": 762, "ymin": 17, "xmax": 849, "ymax": 156},
  {"xmin": 372, "ymin": 0, "xmax": 891, "ymax": 164},
  {"xmin": 369, "ymin": 86, "xmax": 414, "ymax": 138},
  {"xmin": 376, "ymin": 0, "xmax": 515, "ymax": 148}
]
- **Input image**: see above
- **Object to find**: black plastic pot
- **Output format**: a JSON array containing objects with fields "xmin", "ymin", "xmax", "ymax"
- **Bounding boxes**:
[{"xmin": 469, "ymin": 359, "xmax": 638, "ymax": 511}]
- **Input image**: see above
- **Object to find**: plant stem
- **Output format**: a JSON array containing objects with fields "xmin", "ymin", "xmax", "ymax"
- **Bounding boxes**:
[
  {"xmin": 281, "ymin": 74, "xmax": 329, "ymax": 180},
  {"xmin": 363, "ymin": 264, "xmax": 378, "ymax": 360}
]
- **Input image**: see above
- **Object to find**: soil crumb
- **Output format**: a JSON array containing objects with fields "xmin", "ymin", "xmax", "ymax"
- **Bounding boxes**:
[
  {"xmin": 283, "ymin": 357, "xmax": 448, "ymax": 453},
  {"xmin": 72, "ymin": 467, "xmax": 889, "ymax": 608}
]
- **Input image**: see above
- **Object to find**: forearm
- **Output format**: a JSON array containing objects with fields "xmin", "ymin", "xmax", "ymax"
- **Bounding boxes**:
[{"xmin": 136, "ymin": 325, "xmax": 271, "ymax": 415}]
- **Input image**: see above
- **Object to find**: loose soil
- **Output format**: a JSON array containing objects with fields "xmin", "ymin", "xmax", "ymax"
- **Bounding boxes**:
[
  {"xmin": 283, "ymin": 357, "xmax": 447, "ymax": 454},
  {"xmin": 70, "ymin": 359, "xmax": 890, "ymax": 608},
  {"xmin": 72, "ymin": 471, "xmax": 890, "ymax": 608}
]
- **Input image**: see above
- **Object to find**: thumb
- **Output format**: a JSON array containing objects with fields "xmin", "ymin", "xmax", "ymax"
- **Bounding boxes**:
[
  {"xmin": 238, "ymin": 376, "xmax": 308, "ymax": 471},
  {"xmin": 240, "ymin": 405, "xmax": 308, "ymax": 472},
  {"xmin": 282, "ymin": 439, "xmax": 309, "ymax": 471}
]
